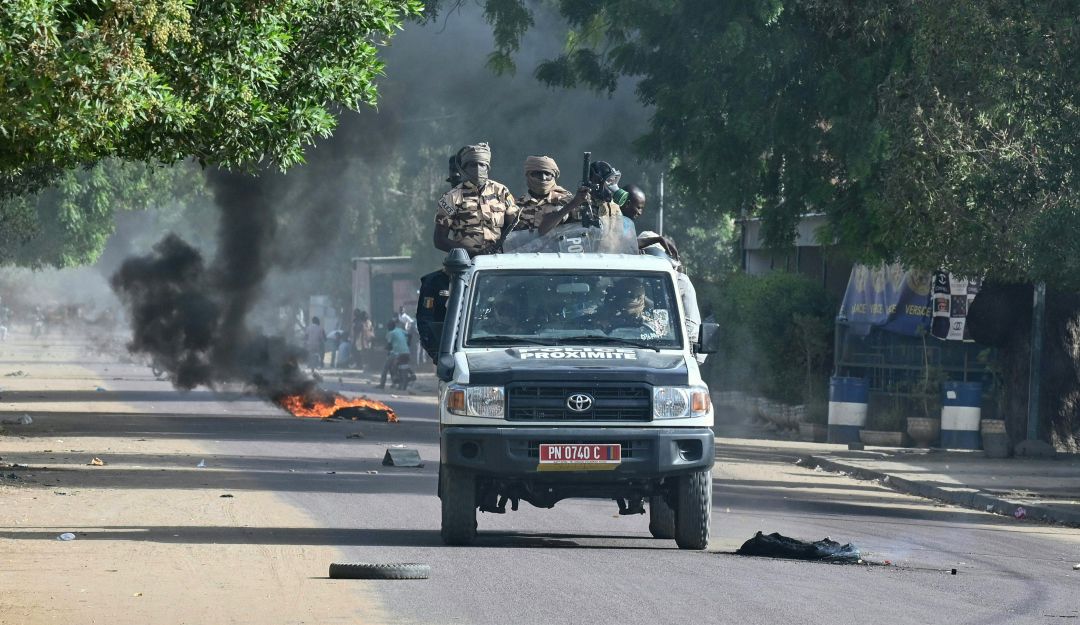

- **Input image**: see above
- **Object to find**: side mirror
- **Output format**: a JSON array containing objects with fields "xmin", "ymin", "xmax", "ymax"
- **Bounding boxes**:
[{"xmin": 696, "ymin": 322, "xmax": 721, "ymax": 354}]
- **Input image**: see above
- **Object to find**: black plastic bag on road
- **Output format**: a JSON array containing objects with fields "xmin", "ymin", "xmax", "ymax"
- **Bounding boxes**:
[{"xmin": 736, "ymin": 531, "xmax": 861, "ymax": 563}]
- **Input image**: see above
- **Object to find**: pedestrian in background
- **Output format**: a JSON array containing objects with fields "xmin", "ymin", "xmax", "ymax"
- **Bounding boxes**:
[
  {"xmin": 378, "ymin": 319, "xmax": 411, "ymax": 390},
  {"xmin": 306, "ymin": 316, "xmax": 326, "ymax": 370}
]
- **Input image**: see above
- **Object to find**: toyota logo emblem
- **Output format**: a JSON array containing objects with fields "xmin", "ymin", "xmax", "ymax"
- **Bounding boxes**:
[{"xmin": 566, "ymin": 393, "xmax": 594, "ymax": 412}]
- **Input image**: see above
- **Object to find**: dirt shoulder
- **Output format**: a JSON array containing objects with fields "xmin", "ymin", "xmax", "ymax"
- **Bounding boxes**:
[{"xmin": 0, "ymin": 337, "xmax": 391, "ymax": 625}]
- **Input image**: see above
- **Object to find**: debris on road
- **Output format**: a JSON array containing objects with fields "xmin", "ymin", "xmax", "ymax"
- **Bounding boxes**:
[
  {"xmin": 383, "ymin": 447, "xmax": 423, "ymax": 467},
  {"xmin": 88, "ymin": 457, "xmax": 106, "ymax": 466},
  {"xmin": 220, "ymin": 494, "xmax": 234, "ymax": 498},
  {"xmin": 736, "ymin": 532, "xmax": 861, "ymax": 563},
  {"xmin": 1072, "ymin": 563, "xmax": 1079, "ymax": 571},
  {"xmin": 196, "ymin": 460, "xmax": 206, "ymax": 468},
  {"xmin": 1, "ymin": 414, "xmax": 33, "ymax": 425},
  {"xmin": 951, "ymin": 568, "xmax": 958, "ymax": 575},
  {"xmin": 366, "ymin": 470, "xmax": 378, "ymax": 475},
  {"xmin": 328, "ymin": 562, "xmax": 431, "ymax": 580},
  {"xmin": 95, "ymin": 387, "xmax": 106, "ymax": 392},
  {"xmin": 57, "ymin": 533, "xmax": 76, "ymax": 541},
  {"xmin": 1014, "ymin": 506, "xmax": 1027, "ymax": 519},
  {"xmin": 4, "ymin": 370, "xmax": 27, "ymax": 377},
  {"xmin": 346, "ymin": 432, "xmax": 365, "ymax": 439}
]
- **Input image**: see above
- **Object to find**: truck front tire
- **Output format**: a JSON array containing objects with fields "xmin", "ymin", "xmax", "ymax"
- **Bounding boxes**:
[
  {"xmin": 440, "ymin": 465, "xmax": 477, "ymax": 545},
  {"xmin": 674, "ymin": 469, "xmax": 712, "ymax": 550},
  {"xmin": 648, "ymin": 495, "xmax": 675, "ymax": 539}
]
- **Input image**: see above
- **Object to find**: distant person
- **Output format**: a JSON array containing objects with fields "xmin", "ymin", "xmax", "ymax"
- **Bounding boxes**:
[
  {"xmin": 333, "ymin": 331, "xmax": 352, "ymax": 369},
  {"xmin": 306, "ymin": 316, "xmax": 326, "ymax": 370},
  {"xmin": 397, "ymin": 306, "xmax": 415, "ymax": 334},
  {"xmin": 433, "ymin": 142, "xmax": 519, "ymax": 257},
  {"xmin": 621, "ymin": 184, "xmax": 646, "ymax": 221},
  {"xmin": 378, "ymin": 319, "xmax": 411, "ymax": 390},
  {"xmin": 514, "ymin": 156, "xmax": 573, "ymax": 231}
]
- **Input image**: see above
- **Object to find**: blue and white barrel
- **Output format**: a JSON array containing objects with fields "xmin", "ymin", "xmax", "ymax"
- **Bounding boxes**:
[
  {"xmin": 828, "ymin": 376, "xmax": 868, "ymax": 444},
  {"xmin": 940, "ymin": 381, "xmax": 982, "ymax": 449}
]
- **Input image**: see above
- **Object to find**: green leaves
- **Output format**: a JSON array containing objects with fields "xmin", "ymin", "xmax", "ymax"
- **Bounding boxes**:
[{"xmin": 1, "ymin": 0, "xmax": 422, "ymax": 266}]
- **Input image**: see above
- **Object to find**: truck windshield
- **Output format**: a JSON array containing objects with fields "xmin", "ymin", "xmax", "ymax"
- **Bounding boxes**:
[{"xmin": 465, "ymin": 270, "xmax": 683, "ymax": 349}]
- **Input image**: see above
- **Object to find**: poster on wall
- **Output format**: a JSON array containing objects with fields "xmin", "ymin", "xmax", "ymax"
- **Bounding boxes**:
[
  {"xmin": 839, "ymin": 263, "xmax": 933, "ymax": 337},
  {"xmin": 930, "ymin": 273, "xmax": 981, "ymax": 341}
]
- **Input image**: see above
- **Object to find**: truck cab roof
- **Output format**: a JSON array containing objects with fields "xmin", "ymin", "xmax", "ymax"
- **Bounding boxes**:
[{"xmin": 469, "ymin": 252, "xmax": 674, "ymax": 273}]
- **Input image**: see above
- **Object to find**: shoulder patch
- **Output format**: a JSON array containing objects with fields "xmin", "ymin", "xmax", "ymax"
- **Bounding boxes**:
[{"xmin": 438, "ymin": 193, "xmax": 457, "ymax": 216}]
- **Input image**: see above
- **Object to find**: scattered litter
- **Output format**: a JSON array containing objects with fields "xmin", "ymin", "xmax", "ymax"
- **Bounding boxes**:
[
  {"xmin": 1072, "ymin": 563, "xmax": 1079, "ymax": 571},
  {"xmin": 1014, "ymin": 506, "xmax": 1027, "ymax": 520},
  {"xmin": 4, "ymin": 371, "xmax": 27, "ymax": 377},
  {"xmin": 57, "ymin": 533, "xmax": 76, "ymax": 541},
  {"xmin": 367, "ymin": 470, "xmax": 379, "ymax": 475},
  {"xmin": 951, "ymin": 568, "xmax": 958, "ymax": 575},
  {"xmin": 220, "ymin": 494, "xmax": 234, "ymax": 498},
  {"xmin": 3, "ymin": 473, "xmax": 18, "ymax": 480},
  {"xmin": 985, "ymin": 504, "xmax": 995, "ymax": 513},
  {"xmin": 95, "ymin": 387, "xmax": 106, "ymax": 392},
  {"xmin": 882, "ymin": 476, "xmax": 890, "ymax": 484},
  {"xmin": 196, "ymin": 460, "xmax": 206, "ymax": 468},
  {"xmin": 813, "ymin": 466, "xmax": 824, "ymax": 473},
  {"xmin": 326, "ymin": 471, "xmax": 336, "ymax": 475},
  {"xmin": 133, "ymin": 592, "xmax": 143, "ymax": 597},
  {"xmin": 345, "ymin": 432, "xmax": 365, "ymax": 439},
  {"xmin": 383, "ymin": 447, "xmax": 423, "ymax": 467},
  {"xmin": 0, "ymin": 414, "xmax": 32, "ymax": 426},
  {"xmin": 87, "ymin": 457, "xmax": 106, "ymax": 466},
  {"xmin": 736, "ymin": 532, "xmax": 861, "ymax": 563},
  {"xmin": 54, "ymin": 492, "xmax": 68, "ymax": 496},
  {"xmin": 884, "ymin": 560, "xmax": 892, "ymax": 566}
]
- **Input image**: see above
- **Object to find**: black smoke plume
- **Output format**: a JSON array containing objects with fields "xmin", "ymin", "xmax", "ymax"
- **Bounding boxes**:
[{"xmin": 110, "ymin": 169, "xmax": 319, "ymax": 400}]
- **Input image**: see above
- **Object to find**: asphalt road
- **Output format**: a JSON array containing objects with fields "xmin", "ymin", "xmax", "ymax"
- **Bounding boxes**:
[{"xmin": 4, "ymin": 353, "xmax": 1080, "ymax": 625}]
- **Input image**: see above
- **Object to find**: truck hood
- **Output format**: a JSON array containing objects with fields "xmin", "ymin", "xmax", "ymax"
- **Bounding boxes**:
[{"xmin": 464, "ymin": 346, "xmax": 689, "ymax": 386}]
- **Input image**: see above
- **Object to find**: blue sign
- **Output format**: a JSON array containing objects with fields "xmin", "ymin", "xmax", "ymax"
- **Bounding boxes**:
[{"xmin": 839, "ymin": 264, "xmax": 932, "ymax": 336}]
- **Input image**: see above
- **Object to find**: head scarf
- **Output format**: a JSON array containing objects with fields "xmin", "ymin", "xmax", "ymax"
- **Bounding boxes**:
[
  {"xmin": 458, "ymin": 143, "xmax": 491, "ymax": 166},
  {"xmin": 524, "ymin": 155, "xmax": 560, "ymax": 196}
]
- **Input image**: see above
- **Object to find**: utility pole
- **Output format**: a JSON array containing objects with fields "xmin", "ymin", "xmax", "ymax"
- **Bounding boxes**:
[
  {"xmin": 657, "ymin": 172, "xmax": 664, "ymax": 236},
  {"xmin": 1017, "ymin": 281, "xmax": 1056, "ymax": 457}
]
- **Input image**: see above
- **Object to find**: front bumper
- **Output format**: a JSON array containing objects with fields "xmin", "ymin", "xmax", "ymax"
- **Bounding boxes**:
[{"xmin": 441, "ymin": 426, "xmax": 714, "ymax": 481}]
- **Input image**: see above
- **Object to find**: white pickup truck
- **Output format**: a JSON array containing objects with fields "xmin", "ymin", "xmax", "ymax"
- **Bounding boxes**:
[{"xmin": 431, "ymin": 248, "xmax": 719, "ymax": 549}]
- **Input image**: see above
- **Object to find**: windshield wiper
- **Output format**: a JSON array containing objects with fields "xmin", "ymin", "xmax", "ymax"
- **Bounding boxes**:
[
  {"xmin": 469, "ymin": 335, "xmax": 556, "ymax": 346},
  {"xmin": 556, "ymin": 335, "xmax": 662, "ymax": 352}
]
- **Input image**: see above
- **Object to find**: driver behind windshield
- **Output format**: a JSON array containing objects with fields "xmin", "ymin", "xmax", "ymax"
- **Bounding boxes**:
[{"xmin": 594, "ymin": 278, "xmax": 667, "ymax": 337}]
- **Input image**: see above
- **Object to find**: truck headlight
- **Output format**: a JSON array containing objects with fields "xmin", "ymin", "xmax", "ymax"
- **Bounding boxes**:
[
  {"xmin": 653, "ymin": 386, "xmax": 711, "ymax": 419},
  {"xmin": 446, "ymin": 385, "xmax": 505, "ymax": 418}
]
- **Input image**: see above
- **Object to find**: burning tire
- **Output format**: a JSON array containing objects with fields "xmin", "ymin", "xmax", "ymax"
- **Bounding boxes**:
[
  {"xmin": 440, "ymin": 465, "xmax": 477, "ymax": 545},
  {"xmin": 328, "ymin": 563, "xmax": 430, "ymax": 580},
  {"xmin": 674, "ymin": 469, "xmax": 711, "ymax": 550},
  {"xmin": 648, "ymin": 495, "xmax": 675, "ymax": 539}
]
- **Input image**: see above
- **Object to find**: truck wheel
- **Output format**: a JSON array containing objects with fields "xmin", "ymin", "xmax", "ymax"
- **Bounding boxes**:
[
  {"xmin": 648, "ymin": 496, "xmax": 675, "ymax": 539},
  {"xmin": 674, "ymin": 469, "xmax": 711, "ymax": 550},
  {"xmin": 440, "ymin": 465, "xmax": 477, "ymax": 545}
]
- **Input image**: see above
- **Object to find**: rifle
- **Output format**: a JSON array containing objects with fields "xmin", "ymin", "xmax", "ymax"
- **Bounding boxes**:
[{"xmin": 579, "ymin": 151, "xmax": 601, "ymax": 229}]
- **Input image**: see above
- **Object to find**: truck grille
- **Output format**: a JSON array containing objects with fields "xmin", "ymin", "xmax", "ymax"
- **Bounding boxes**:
[{"xmin": 506, "ymin": 383, "xmax": 652, "ymax": 422}]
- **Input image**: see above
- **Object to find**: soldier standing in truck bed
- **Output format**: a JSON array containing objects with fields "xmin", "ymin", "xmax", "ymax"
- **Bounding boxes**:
[
  {"xmin": 433, "ymin": 142, "xmax": 519, "ymax": 257},
  {"xmin": 514, "ymin": 156, "xmax": 573, "ymax": 231}
]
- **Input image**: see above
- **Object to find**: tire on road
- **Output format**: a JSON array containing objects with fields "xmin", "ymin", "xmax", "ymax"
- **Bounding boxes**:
[
  {"xmin": 440, "ymin": 465, "xmax": 477, "ymax": 545},
  {"xmin": 674, "ymin": 469, "xmax": 711, "ymax": 550},
  {"xmin": 648, "ymin": 495, "xmax": 675, "ymax": 539},
  {"xmin": 329, "ymin": 563, "xmax": 431, "ymax": 580}
]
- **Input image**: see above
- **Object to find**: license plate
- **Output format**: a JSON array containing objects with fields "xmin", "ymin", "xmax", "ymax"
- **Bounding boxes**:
[{"xmin": 538, "ymin": 443, "xmax": 621, "ymax": 471}]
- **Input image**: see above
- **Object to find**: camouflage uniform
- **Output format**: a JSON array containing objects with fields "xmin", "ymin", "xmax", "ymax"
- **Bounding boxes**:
[
  {"xmin": 435, "ymin": 181, "xmax": 519, "ymax": 255},
  {"xmin": 515, "ymin": 186, "xmax": 573, "ymax": 231}
]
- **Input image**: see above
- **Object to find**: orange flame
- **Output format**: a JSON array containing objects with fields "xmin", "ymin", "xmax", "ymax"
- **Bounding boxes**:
[{"xmin": 275, "ymin": 392, "xmax": 398, "ymax": 422}]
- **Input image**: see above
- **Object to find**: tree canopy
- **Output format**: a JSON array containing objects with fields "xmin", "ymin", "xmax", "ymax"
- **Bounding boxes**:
[
  {"xmin": 477, "ymin": 0, "xmax": 1080, "ymax": 287},
  {"xmin": 0, "ymin": 0, "xmax": 422, "ymax": 267}
]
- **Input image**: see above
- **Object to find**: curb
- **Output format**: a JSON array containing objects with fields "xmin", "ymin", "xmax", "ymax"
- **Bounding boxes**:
[{"xmin": 805, "ymin": 454, "xmax": 1080, "ymax": 528}]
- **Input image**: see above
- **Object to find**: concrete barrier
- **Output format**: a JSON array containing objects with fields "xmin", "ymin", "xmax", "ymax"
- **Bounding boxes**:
[
  {"xmin": 828, "ymin": 376, "xmax": 867, "ymax": 444},
  {"xmin": 941, "ymin": 381, "xmax": 982, "ymax": 450}
]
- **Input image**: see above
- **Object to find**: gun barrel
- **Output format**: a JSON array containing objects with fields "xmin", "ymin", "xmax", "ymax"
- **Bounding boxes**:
[{"xmin": 581, "ymin": 152, "xmax": 591, "ymax": 187}]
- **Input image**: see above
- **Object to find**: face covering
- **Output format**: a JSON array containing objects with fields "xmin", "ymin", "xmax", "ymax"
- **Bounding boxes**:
[{"xmin": 524, "ymin": 156, "xmax": 559, "ymax": 196}]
